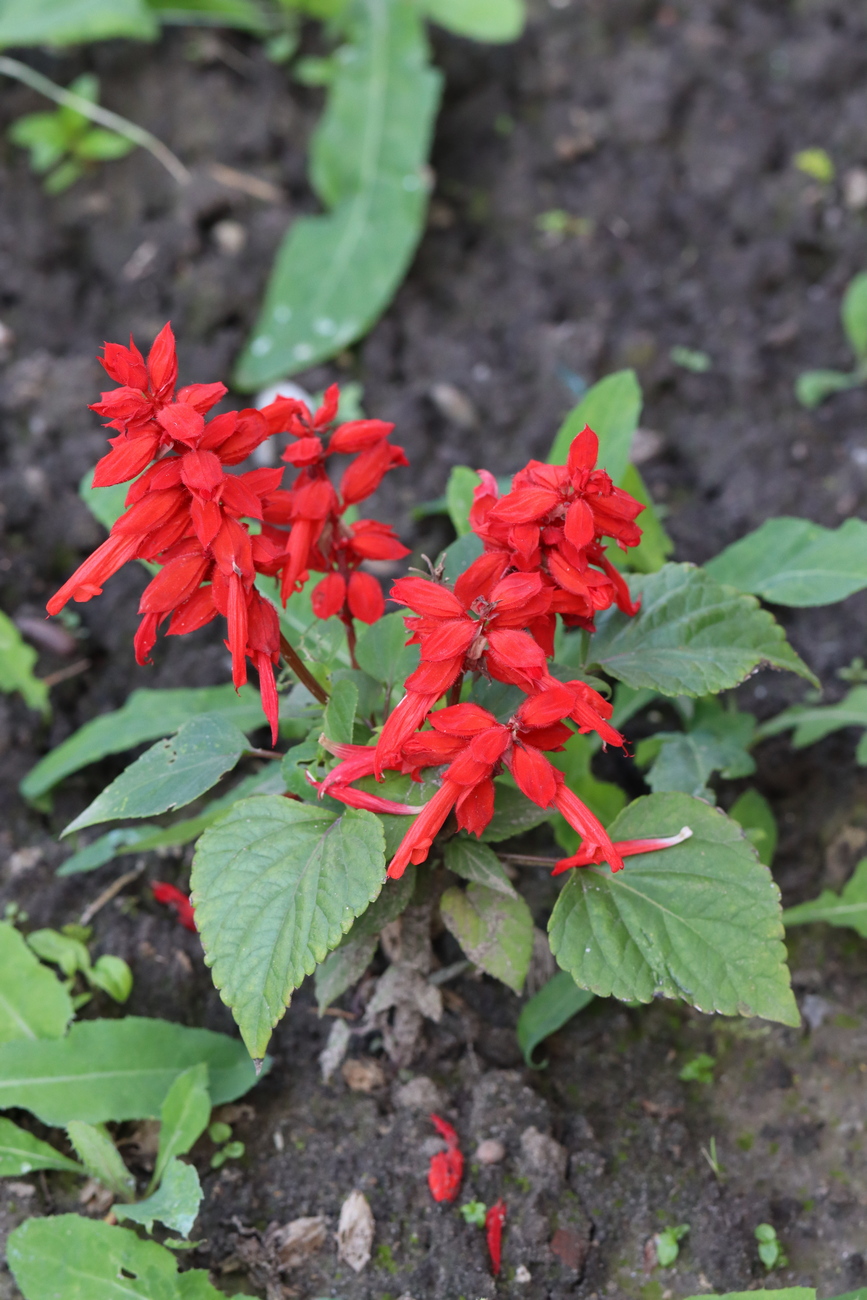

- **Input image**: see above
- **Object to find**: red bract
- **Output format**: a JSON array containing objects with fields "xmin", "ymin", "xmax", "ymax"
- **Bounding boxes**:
[
  {"xmin": 428, "ymin": 1114, "xmax": 464, "ymax": 1203},
  {"xmin": 151, "ymin": 881, "xmax": 196, "ymax": 932},
  {"xmin": 471, "ymin": 427, "xmax": 644, "ymax": 629},
  {"xmin": 485, "ymin": 1199, "xmax": 507, "ymax": 1275}
]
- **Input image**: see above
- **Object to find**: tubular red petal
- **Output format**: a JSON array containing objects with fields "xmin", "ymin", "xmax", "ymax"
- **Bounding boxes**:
[
  {"xmin": 430, "ymin": 1113, "xmax": 460, "ymax": 1147},
  {"xmin": 220, "ymin": 474, "xmax": 266, "ymax": 520},
  {"xmin": 313, "ymin": 383, "xmax": 340, "ymax": 429},
  {"xmin": 454, "ymin": 777, "xmax": 496, "ymax": 836},
  {"xmin": 339, "ymin": 438, "xmax": 393, "ymax": 504},
  {"xmin": 282, "ymin": 436, "xmax": 324, "ymax": 467},
  {"xmin": 325, "ymin": 785, "xmax": 423, "ymax": 815},
  {"xmin": 418, "ymin": 618, "xmax": 476, "ymax": 662},
  {"xmin": 348, "ymin": 570, "xmax": 385, "ymax": 623},
  {"xmin": 349, "ymin": 520, "xmax": 410, "ymax": 561},
  {"xmin": 553, "ymin": 825, "xmax": 693, "ymax": 873},
  {"xmin": 428, "ymin": 1147, "xmax": 464, "ymax": 1203},
  {"xmin": 100, "ymin": 339, "xmax": 147, "ymax": 389},
  {"xmin": 375, "ymin": 690, "xmax": 439, "ymax": 777},
  {"xmin": 485, "ymin": 627, "xmax": 549, "ymax": 671},
  {"xmin": 190, "ymin": 498, "xmax": 222, "ymax": 550},
  {"xmin": 227, "ymin": 574, "xmax": 248, "ymax": 690},
  {"xmin": 387, "ymin": 779, "xmax": 460, "ymax": 878},
  {"xmin": 404, "ymin": 656, "xmax": 463, "ymax": 695},
  {"xmin": 515, "ymin": 683, "xmax": 575, "ymax": 730},
  {"xmin": 255, "ymin": 650, "xmax": 280, "ymax": 747},
  {"xmin": 112, "ymin": 486, "xmax": 186, "ymax": 536},
  {"xmin": 46, "ymin": 533, "xmax": 141, "ymax": 614},
  {"xmin": 552, "ymin": 785, "xmax": 624, "ymax": 872},
  {"xmin": 133, "ymin": 612, "xmax": 161, "ymax": 665},
  {"xmin": 151, "ymin": 880, "xmax": 196, "ymax": 932}
]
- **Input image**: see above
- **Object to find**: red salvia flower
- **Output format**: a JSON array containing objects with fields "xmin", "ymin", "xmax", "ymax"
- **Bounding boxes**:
[
  {"xmin": 428, "ymin": 1113, "xmax": 464, "ymax": 1203},
  {"xmin": 470, "ymin": 427, "xmax": 644, "ymax": 629},
  {"xmin": 151, "ymin": 881, "xmax": 196, "ymax": 932},
  {"xmin": 485, "ymin": 1199, "xmax": 507, "ymax": 1275},
  {"xmin": 551, "ymin": 825, "xmax": 693, "ymax": 874},
  {"xmin": 385, "ymin": 689, "xmax": 625, "ymax": 879}
]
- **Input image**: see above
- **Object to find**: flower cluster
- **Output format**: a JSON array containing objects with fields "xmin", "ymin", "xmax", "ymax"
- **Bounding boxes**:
[
  {"xmin": 319, "ymin": 439, "xmax": 653, "ymax": 876},
  {"xmin": 47, "ymin": 325, "xmax": 407, "ymax": 743}
]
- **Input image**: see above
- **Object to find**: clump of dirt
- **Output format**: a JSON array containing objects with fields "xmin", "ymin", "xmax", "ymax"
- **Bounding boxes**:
[{"xmin": 3, "ymin": 0, "xmax": 867, "ymax": 1294}]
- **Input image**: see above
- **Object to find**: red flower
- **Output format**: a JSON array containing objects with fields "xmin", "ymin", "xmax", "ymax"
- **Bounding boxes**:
[
  {"xmin": 551, "ymin": 825, "xmax": 693, "ymax": 875},
  {"xmin": 375, "ymin": 554, "xmax": 553, "ymax": 773},
  {"xmin": 386, "ymin": 689, "xmax": 624, "ymax": 879},
  {"xmin": 470, "ymin": 427, "xmax": 644, "ymax": 629},
  {"xmin": 151, "ymin": 881, "xmax": 196, "ymax": 932},
  {"xmin": 485, "ymin": 1199, "xmax": 507, "ymax": 1275},
  {"xmin": 428, "ymin": 1114, "xmax": 464, "ymax": 1203}
]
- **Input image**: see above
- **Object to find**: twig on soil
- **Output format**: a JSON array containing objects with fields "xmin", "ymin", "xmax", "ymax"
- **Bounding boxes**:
[
  {"xmin": 41, "ymin": 659, "xmax": 91, "ymax": 689},
  {"xmin": 208, "ymin": 162, "xmax": 283, "ymax": 204},
  {"xmin": 0, "ymin": 56, "xmax": 191, "ymax": 186},
  {"xmin": 80, "ymin": 864, "xmax": 145, "ymax": 926},
  {"xmin": 309, "ymin": 1006, "xmax": 357, "ymax": 1020}
]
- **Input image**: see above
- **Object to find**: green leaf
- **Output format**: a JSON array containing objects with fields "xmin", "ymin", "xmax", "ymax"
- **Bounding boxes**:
[
  {"xmin": 22, "ymin": 684, "xmax": 263, "ymax": 802},
  {"xmin": 0, "ymin": 1017, "xmax": 260, "ymax": 1124},
  {"xmin": 783, "ymin": 857, "xmax": 867, "ymax": 938},
  {"xmin": 643, "ymin": 700, "xmax": 756, "ymax": 799},
  {"xmin": 440, "ymin": 882, "xmax": 534, "ymax": 992},
  {"xmin": 480, "ymin": 778, "xmax": 553, "ymax": 842},
  {"xmin": 87, "ymin": 955, "xmax": 133, "ymax": 1003},
  {"xmin": 729, "ymin": 789, "xmax": 777, "ymax": 866},
  {"xmin": 589, "ymin": 563, "xmax": 818, "ymax": 697},
  {"xmin": 355, "ymin": 611, "xmax": 419, "ymax": 701},
  {"xmin": 842, "ymin": 272, "xmax": 867, "ymax": 359},
  {"xmin": 152, "ymin": 1063, "xmax": 211, "ymax": 1189},
  {"xmin": 58, "ymin": 766, "xmax": 284, "ymax": 875},
  {"xmin": 67, "ymin": 1120, "xmax": 136, "ymax": 1201},
  {"xmin": 323, "ymin": 676, "xmax": 358, "ymax": 746},
  {"xmin": 79, "ymin": 468, "xmax": 131, "ymax": 535},
  {"xmin": 192, "ymin": 797, "xmax": 386, "ymax": 1057},
  {"xmin": 705, "ymin": 517, "xmax": 867, "ymax": 607},
  {"xmin": 234, "ymin": 0, "xmax": 442, "ymax": 387},
  {"xmin": 0, "ymin": 0, "xmax": 158, "ymax": 47},
  {"xmin": 314, "ymin": 932, "xmax": 378, "ymax": 1010},
  {"xmin": 8, "ymin": 1216, "xmax": 230, "ymax": 1300},
  {"xmin": 548, "ymin": 369, "xmax": 642, "ymax": 485},
  {"xmin": 62, "ymin": 714, "xmax": 249, "ymax": 835},
  {"xmin": 116, "ymin": 1158, "xmax": 203, "ymax": 1237},
  {"xmin": 0, "ymin": 922, "xmax": 73, "ymax": 1044},
  {"xmin": 341, "ymin": 864, "xmax": 416, "ymax": 939},
  {"xmin": 422, "ymin": 0, "xmax": 524, "ymax": 41},
  {"xmin": 444, "ymin": 838, "xmax": 517, "ymax": 898},
  {"xmin": 445, "ymin": 466, "xmax": 481, "ymax": 537},
  {"xmin": 26, "ymin": 927, "xmax": 91, "ymax": 979},
  {"xmin": 548, "ymin": 792, "xmax": 799, "ymax": 1026},
  {"xmin": 44, "ymin": 158, "xmax": 84, "ymax": 193},
  {"xmin": 76, "ymin": 127, "xmax": 135, "ymax": 160},
  {"xmin": 755, "ymin": 686, "xmax": 867, "ymax": 758},
  {"xmin": 795, "ymin": 368, "xmax": 859, "ymax": 408},
  {"xmin": 516, "ymin": 969, "xmax": 595, "ymax": 1068},
  {"xmin": 0, "ymin": 1117, "xmax": 84, "ymax": 1176},
  {"xmin": 670, "ymin": 345, "xmax": 711, "ymax": 373},
  {"xmin": 0, "ymin": 611, "xmax": 48, "ymax": 714}
]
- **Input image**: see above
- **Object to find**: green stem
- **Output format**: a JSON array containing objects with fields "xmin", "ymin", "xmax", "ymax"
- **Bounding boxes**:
[
  {"xmin": 279, "ymin": 633, "xmax": 329, "ymax": 705},
  {"xmin": 0, "ymin": 55, "xmax": 190, "ymax": 186}
]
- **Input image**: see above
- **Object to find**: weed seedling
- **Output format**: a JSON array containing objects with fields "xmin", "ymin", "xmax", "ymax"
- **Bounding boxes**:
[
  {"xmin": 755, "ymin": 1222, "xmax": 787, "ymax": 1269},
  {"xmin": 7, "ymin": 74, "xmax": 133, "ymax": 193},
  {"xmin": 679, "ymin": 1053, "xmax": 715, "ymax": 1084},
  {"xmin": 796, "ymin": 270, "xmax": 867, "ymax": 407},
  {"xmin": 654, "ymin": 1223, "xmax": 689, "ymax": 1267}
]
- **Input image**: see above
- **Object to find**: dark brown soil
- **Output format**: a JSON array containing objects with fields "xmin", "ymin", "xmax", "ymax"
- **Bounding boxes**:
[{"xmin": 3, "ymin": 1, "xmax": 867, "ymax": 1296}]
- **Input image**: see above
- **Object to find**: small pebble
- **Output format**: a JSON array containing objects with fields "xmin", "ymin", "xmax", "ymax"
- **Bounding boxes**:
[
  {"xmin": 475, "ymin": 1138, "xmax": 506, "ymax": 1165},
  {"xmin": 213, "ymin": 219, "xmax": 246, "ymax": 256},
  {"xmin": 515, "ymin": 1265, "xmax": 532, "ymax": 1283}
]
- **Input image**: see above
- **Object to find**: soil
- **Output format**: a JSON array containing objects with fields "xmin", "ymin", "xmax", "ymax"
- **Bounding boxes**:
[{"xmin": 2, "ymin": 0, "xmax": 867, "ymax": 1296}]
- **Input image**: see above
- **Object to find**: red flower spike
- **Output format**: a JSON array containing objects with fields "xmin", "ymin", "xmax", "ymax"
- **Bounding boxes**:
[
  {"xmin": 428, "ymin": 1114, "xmax": 464, "ymax": 1203},
  {"xmin": 485, "ymin": 1199, "xmax": 507, "ymax": 1275},
  {"xmin": 151, "ymin": 881, "xmax": 196, "ymax": 932},
  {"xmin": 552, "ymin": 825, "xmax": 693, "ymax": 875}
]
